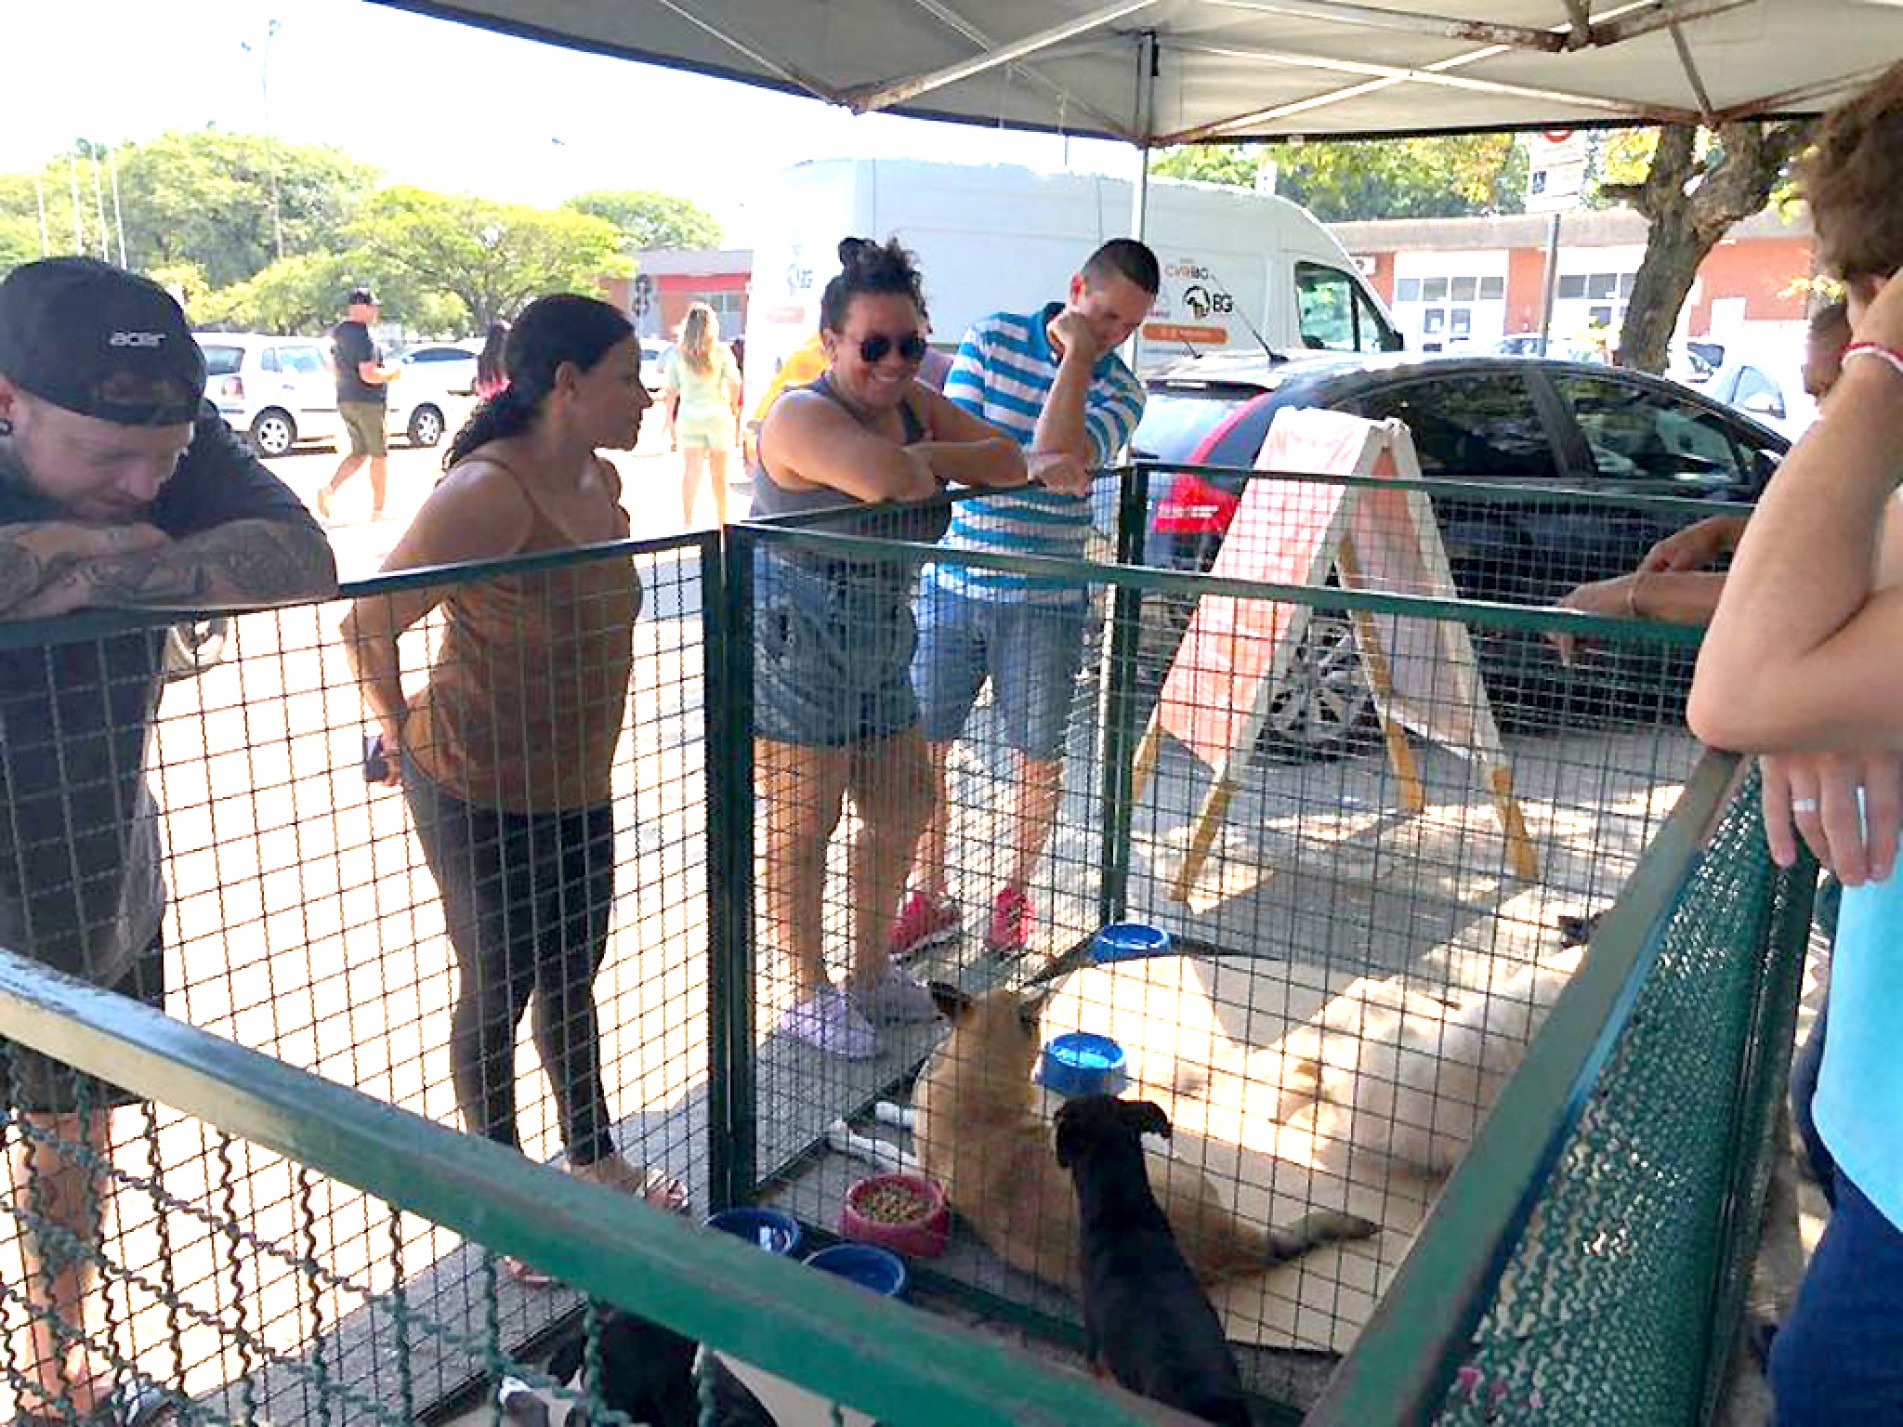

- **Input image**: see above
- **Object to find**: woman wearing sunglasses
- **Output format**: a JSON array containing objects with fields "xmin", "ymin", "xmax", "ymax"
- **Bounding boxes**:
[{"xmin": 750, "ymin": 236, "xmax": 1090, "ymax": 1058}]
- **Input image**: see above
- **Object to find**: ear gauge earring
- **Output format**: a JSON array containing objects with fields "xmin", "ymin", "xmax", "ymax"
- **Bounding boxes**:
[{"xmin": 0, "ymin": 417, "xmax": 13, "ymax": 437}]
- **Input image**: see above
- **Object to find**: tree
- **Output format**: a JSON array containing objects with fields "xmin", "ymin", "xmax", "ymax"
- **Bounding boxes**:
[
  {"xmin": 565, "ymin": 190, "xmax": 722, "ymax": 251},
  {"xmin": 110, "ymin": 132, "xmax": 377, "ymax": 288},
  {"xmin": 1153, "ymin": 136, "xmax": 1526, "ymax": 222},
  {"xmin": 350, "ymin": 187, "xmax": 630, "ymax": 330},
  {"xmin": 0, "ymin": 215, "xmax": 38, "ymax": 279},
  {"xmin": 1600, "ymin": 121, "xmax": 1812, "ymax": 373}
]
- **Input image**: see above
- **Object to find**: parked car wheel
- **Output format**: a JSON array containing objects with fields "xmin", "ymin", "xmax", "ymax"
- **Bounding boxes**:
[
  {"xmin": 248, "ymin": 408, "xmax": 297, "ymax": 458},
  {"xmin": 407, "ymin": 403, "xmax": 446, "ymax": 448},
  {"xmin": 1256, "ymin": 611, "xmax": 1380, "ymax": 761}
]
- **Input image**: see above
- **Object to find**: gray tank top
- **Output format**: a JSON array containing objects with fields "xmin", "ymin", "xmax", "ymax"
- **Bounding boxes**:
[{"xmin": 749, "ymin": 373, "xmax": 950, "ymax": 546}]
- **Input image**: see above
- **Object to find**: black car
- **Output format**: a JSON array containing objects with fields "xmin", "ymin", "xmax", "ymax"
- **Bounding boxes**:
[{"xmin": 1129, "ymin": 352, "xmax": 1788, "ymax": 755}]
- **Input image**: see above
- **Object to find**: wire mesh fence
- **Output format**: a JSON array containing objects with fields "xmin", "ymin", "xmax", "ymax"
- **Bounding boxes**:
[
  {"xmin": 0, "ymin": 459, "xmax": 1805, "ymax": 1424},
  {"xmin": 0, "ymin": 535, "xmax": 717, "ymax": 1421},
  {"xmin": 733, "ymin": 462, "xmax": 1788, "ymax": 1419}
]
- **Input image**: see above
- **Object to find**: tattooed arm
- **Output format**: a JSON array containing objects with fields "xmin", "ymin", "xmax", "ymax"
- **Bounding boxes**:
[{"xmin": 0, "ymin": 517, "xmax": 337, "ymax": 618}]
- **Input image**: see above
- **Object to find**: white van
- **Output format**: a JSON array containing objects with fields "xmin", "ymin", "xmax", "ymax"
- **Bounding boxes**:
[{"xmin": 742, "ymin": 158, "xmax": 1400, "ymax": 411}]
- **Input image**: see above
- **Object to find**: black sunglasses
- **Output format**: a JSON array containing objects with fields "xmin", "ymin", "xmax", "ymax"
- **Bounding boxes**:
[{"xmin": 856, "ymin": 331, "xmax": 929, "ymax": 364}]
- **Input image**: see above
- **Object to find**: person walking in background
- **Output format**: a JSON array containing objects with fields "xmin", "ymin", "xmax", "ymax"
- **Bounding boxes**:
[
  {"xmin": 0, "ymin": 257, "xmax": 336, "ymax": 1419},
  {"xmin": 340, "ymin": 295, "xmax": 686, "ymax": 1282},
  {"xmin": 749, "ymin": 236, "xmax": 1090, "ymax": 1059},
  {"xmin": 893, "ymin": 239, "xmax": 1155, "ymax": 963},
  {"xmin": 474, "ymin": 321, "xmax": 509, "ymax": 401},
  {"xmin": 315, "ymin": 288, "xmax": 401, "ymax": 522},
  {"xmin": 1688, "ymin": 59, "xmax": 1903, "ymax": 1425},
  {"xmin": 660, "ymin": 302, "xmax": 741, "ymax": 526}
]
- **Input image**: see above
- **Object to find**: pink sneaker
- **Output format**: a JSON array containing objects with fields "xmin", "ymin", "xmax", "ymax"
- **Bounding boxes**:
[
  {"xmin": 889, "ymin": 890, "xmax": 962, "ymax": 963},
  {"xmin": 984, "ymin": 885, "xmax": 1034, "ymax": 957}
]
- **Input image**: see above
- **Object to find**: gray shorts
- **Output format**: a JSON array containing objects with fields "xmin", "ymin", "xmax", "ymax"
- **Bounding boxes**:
[
  {"xmin": 2, "ymin": 935, "xmax": 165, "ymax": 1115},
  {"xmin": 752, "ymin": 550, "xmax": 920, "ymax": 748},
  {"xmin": 913, "ymin": 579, "xmax": 1089, "ymax": 760},
  {"xmin": 339, "ymin": 400, "xmax": 389, "ymax": 457}
]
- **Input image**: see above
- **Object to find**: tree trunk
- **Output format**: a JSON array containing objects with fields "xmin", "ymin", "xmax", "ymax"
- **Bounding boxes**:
[{"xmin": 1604, "ymin": 120, "xmax": 1812, "ymax": 374}]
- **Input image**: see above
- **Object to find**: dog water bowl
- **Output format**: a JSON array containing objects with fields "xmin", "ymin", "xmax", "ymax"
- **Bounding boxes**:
[
  {"xmin": 1091, "ymin": 922, "xmax": 1172, "ymax": 964},
  {"xmin": 806, "ymin": 1243, "xmax": 910, "ymax": 1297},
  {"xmin": 840, "ymin": 1174, "xmax": 950, "ymax": 1258},
  {"xmin": 704, "ymin": 1207, "xmax": 803, "ymax": 1256},
  {"xmin": 1038, "ymin": 1031, "xmax": 1128, "ymax": 1097}
]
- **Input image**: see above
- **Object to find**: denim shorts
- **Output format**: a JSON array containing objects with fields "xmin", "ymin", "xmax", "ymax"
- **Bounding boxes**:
[
  {"xmin": 752, "ymin": 550, "xmax": 920, "ymax": 748},
  {"xmin": 912, "ymin": 575, "xmax": 1088, "ymax": 759}
]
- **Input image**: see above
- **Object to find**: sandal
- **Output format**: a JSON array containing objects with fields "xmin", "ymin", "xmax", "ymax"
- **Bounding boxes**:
[
  {"xmin": 775, "ymin": 988, "xmax": 879, "ymax": 1059},
  {"xmin": 570, "ymin": 1156, "xmax": 691, "ymax": 1215},
  {"xmin": 500, "ymin": 1254, "xmax": 559, "ymax": 1290}
]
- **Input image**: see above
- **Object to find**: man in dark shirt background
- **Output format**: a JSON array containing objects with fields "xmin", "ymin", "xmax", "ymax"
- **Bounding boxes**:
[
  {"xmin": 0, "ymin": 257, "xmax": 335, "ymax": 1418},
  {"xmin": 315, "ymin": 286, "xmax": 400, "ymax": 522}
]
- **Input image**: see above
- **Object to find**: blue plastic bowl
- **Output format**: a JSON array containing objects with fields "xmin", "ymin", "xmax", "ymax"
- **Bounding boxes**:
[
  {"xmin": 704, "ymin": 1207, "xmax": 803, "ymax": 1257},
  {"xmin": 1037, "ymin": 1031, "xmax": 1129, "ymax": 1098},
  {"xmin": 1091, "ymin": 922, "xmax": 1172, "ymax": 964},
  {"xmin": 805, "ymin": 1242, "xmax": 910, "ymax": 1297}
]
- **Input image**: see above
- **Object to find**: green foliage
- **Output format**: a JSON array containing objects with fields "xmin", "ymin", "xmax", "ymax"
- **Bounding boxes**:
[
  {"xmin": 0, "ymin": 129, "xmax": 709, "ymax": 335},
  {"xmin": 1152, "ymin": 136, "xmax": 1527, "ymax": 221},
  {"xmin": 110, "ymin": 132, "xmax": 374, "ymax": 287},
  {"xmin": 565, "ymin": 189, "xmax": 723, "ymax": 251},
  {"xmin": 351, "ymin": 187, "xmax": 631, "ymax": 330},
  {"xmin": 0, "ymin": 214, "xmax": 40, "ymax": 279},
  {"xmin": 194, "ymin": 252, "xmax": 360, "ymax": 334}
]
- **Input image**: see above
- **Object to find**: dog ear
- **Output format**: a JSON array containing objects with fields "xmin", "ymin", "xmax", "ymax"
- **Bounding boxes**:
[
  {"xmin": 1016, "ymin": 985, "xmax": 1055, "ymax": 1031},
  {"xmin": 1052, "ymin": 1102, "xmax": 1083, "ymax": 1169},
  {"xmin": 928, "ymin": 981, "xmax": 974, "ymax": 1020},
  {"xmin": 1122, "ymin": 1098, "xmax": 1172, "ymax": 1141}
]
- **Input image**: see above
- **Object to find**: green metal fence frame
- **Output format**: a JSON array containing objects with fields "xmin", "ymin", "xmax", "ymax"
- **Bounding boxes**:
[{"xmin": 0, "ymin": 465, "xmax": 1804, "ymax": 1422}]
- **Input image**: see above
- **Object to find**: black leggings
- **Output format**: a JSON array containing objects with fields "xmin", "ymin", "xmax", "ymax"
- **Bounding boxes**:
[{"xmin": 404, "ymin": 759, "xmax": 618, "ymax": 1165}]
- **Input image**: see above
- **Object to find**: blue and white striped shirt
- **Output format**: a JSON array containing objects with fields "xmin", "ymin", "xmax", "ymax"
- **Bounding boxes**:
[{"xmin": 937, "ymin": 303, "xmax": 1145, "ymax": 603}]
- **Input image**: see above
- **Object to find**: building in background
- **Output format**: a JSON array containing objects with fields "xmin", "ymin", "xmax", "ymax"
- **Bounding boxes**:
[
  {"xmin": 604, "ymin": 248, "xmax": 753, "ymax": 340},
  {"xmin": 1334, "ymin": 207, "xmax": 1813, "ymax": 359}
]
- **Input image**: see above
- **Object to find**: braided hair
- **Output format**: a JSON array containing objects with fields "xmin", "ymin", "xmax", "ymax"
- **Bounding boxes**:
[{"xmin": 445, "ymin": 295, "xmax": 633, "ymax": 468}]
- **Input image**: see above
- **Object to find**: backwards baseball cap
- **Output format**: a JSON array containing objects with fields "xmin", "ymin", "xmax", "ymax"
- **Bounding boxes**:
[{"xmin": 0, "ymin": 257, "xmax": 206, "ymax": 427}]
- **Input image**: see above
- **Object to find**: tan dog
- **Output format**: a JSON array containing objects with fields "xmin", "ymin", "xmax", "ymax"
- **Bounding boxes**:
[{"xmin": 913, "ymin": 982, "xmax": 1376, "ymax": 1290}]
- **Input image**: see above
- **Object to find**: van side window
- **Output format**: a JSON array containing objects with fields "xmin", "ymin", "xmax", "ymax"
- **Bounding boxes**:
[{"xmin": 1297, "ymin": 262, "xmax": 1391, "ymax": 354}]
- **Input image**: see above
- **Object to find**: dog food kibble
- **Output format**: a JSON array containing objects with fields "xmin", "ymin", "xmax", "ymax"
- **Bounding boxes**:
[{"xmin": 857, "ymin": 1183, "xmax": 928, "ymax": 1223}]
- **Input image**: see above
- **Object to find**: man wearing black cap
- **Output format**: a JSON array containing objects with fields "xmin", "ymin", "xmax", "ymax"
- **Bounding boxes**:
[
  {"xmin": 0, "ymin": 256, "xmax": 335, "ymax": 1419},
  {"xmin": 314, "ymin": 286, "xmax": 400, "ymax": 521}
]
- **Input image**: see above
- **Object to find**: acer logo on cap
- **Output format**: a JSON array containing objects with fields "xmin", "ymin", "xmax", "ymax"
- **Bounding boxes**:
[{"xmin": 108, "ymin": 331, "xmax": 166, "ymax": 348}]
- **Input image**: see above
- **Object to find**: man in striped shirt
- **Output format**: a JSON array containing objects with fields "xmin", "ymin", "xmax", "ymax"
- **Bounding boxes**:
[{"xmin": 895, "ymin": 239, "xmax": 1157, "ymax": 959}]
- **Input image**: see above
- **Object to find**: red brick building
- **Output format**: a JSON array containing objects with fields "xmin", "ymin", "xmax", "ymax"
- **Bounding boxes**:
[{"xmin": 1330, "ymin": 208, "xmax": 1814, "ymax": 356}]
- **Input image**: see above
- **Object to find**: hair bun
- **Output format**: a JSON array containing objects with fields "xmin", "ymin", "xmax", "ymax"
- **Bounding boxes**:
[{"xmin": 837, "ymin": 236, "xmax": 877, "ymax": 269}]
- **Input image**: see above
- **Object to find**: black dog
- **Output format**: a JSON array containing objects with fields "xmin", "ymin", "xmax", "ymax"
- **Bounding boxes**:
[
  {"xmin": 507, "ymin": 1306, "xmax": 776, "ymax": 1426},
  {"xmin": 1054, "ymin": 1096, "xmax": 1253, "ymax": 1427}
]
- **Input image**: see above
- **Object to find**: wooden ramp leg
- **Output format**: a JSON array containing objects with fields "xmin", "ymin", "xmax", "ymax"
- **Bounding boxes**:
[
  {"xmin": 1485, "ymin": 761, "xmax": 1540, "ymax": 880},
  {"xmin": 1170, "ymin": 768, "xmax": 1241, "ymax": 903},
  {"xmin": 1336, "ymin": 533, "xmax": 1425, "ymax": 814}
]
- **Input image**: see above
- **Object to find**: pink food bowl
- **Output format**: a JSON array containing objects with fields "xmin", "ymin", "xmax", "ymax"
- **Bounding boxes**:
[{"xmin": 839, "ymin": 1173, "xmax": 950, "ymax": 1258}]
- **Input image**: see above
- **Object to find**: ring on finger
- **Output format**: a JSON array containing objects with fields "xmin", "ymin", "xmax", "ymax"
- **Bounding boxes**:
[{"xmin": 1792, "ymin": 797, "xmax": 1820, "ymax": 814}]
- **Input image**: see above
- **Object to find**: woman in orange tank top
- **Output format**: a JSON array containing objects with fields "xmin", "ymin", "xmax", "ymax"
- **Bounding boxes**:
[{"xmin": 341, "ymin": 297, "xmax": 684, "ymax": 1282}]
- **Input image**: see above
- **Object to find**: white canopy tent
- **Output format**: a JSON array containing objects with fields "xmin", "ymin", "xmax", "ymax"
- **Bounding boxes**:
[{"xmin": 376, "ymin": 0, "xmax": 1903, "ymax": 144}]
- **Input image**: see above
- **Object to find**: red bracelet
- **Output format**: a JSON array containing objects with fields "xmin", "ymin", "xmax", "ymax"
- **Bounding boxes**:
[{"xmin": 1843, "ymin": 341, "xmax": 1903, "ymax": 380}]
